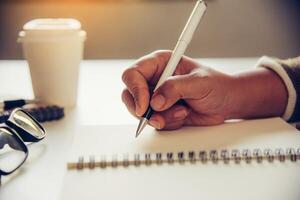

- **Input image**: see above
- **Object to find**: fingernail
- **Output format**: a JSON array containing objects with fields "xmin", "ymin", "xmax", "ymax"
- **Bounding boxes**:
[
  {"xmin": 136, "ymin": 111, "xmax": 142, "ymax": 117},
  {"xmin": 134, "ymin": 100, "xmax": 143, "ymax": 116},
  {"xmin": 149, "ymin": 120, "xmax": 161, "ymax": 129},
  {"xmin": 136, "ymin": 107, "xmax": 142, "ymax": 116},
  {"xmin": 174, "ymin": 108, "xmax": 187, "ymax": 119},
  {"xmin": 151, "ymin": 95, "xmax": 165, "ymax": 110}
]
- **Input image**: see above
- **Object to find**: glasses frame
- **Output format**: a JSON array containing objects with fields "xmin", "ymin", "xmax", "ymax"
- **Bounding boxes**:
[
  {"xmin": 0, "ymin": 108, "xmax": 45, "ymax": 182},
  {"xmin": 6, "ymin": 108, "xmax": 45, "ymax": 142},
  {"xmin": 0, "ymin": 127, "xmax": 29, "ymax": 176}
]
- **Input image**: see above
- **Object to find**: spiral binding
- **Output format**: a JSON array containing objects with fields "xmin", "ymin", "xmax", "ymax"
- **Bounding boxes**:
[{"xmin": 67, "ymin": 147, "xmax": 300, "ymax": 170}]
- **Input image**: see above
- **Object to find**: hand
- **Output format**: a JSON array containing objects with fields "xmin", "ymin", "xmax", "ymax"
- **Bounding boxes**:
[
  {"xmin": 122, "ymin": 50, "xmax": 237, "ymax": 130},
  {"xmin": 122, "ymin": 50, "xmax": 288, "ymax": 130}
]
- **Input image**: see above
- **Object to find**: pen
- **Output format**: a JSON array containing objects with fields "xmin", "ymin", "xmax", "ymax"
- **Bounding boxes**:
[{"xmin": 135, "ymin": 0, "xmax": 207, "ymax": 137}]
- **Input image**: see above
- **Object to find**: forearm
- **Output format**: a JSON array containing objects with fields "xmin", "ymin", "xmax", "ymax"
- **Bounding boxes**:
[{"xmin": 228, "ymin": 68, "xmax": 288, "ymax": 120}]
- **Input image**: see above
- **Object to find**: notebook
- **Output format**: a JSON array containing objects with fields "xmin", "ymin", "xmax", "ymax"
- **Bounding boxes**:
[{"xmin": 60, "ymin": 118, "xmax": 300, "ymax": 200}]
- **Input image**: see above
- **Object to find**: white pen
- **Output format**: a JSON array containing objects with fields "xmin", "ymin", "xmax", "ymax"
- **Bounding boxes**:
[{"xmin": 136, "ymin": 0, "xmax": 207, "ymax": 137}]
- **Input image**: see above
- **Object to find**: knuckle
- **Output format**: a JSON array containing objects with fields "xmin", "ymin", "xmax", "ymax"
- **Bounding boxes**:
[
  {"xmin": 163, "ymin": 79, "xmax": 178, "ymax": 93},
  {"xmin": 121, "ymin": 89, "xmax": 129, "ymax": 102},
  {"xmin": 191, "ymin": 68, "xmax": 210, "ymax": 79},
  {"xmin": 153, "ymin": 50, "xmax": 172, "ymax": 57},
  {"xmin": 131, "ymin": 85, "xmax": 148, "ymax": 98},
  {"xmin": 190, "ymin": 70, "xmax": 203, "ymax": 78},
  {"xmin": 121, "ymin": 67, "xmax": 134, "ymax": 83},
  {"xmin": 187, "ymin": 70, "xmax": 210, "ymax": 85},
  {"xmin": 130, "ymin": 85, "xmax": 140, "ymax": 97},
  {"xmin": 153, "ymin": 50, "xmax": 173, "ymax": 63},
  {"xmin": 138, "ymin": 58, "xmax": 154, "ymax": 69}
]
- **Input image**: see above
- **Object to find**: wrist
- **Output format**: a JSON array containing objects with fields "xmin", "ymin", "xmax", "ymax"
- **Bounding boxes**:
[{"xmin": 226, "ymin": 68, "xmax": 288, "ymax": 120}]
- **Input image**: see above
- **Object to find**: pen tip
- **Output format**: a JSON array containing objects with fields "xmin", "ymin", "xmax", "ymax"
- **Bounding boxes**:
[
  {"xmin": 135, "ymin": 118, "xmax": 148, "ymax": 138},
  {"xmin": 135, "ymin": 131, "xmax": 140, "ymax": 138}
]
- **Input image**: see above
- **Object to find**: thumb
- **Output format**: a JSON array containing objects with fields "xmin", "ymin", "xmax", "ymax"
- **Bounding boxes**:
[{"xmin": 150, "ymin": 74, "xmax": 194, "ymax": 111}]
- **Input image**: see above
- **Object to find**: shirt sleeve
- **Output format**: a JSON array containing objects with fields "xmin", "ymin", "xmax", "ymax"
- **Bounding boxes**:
[{"xmin": 255, "ymin": 56, "xmax": 300, "ymax": 122}]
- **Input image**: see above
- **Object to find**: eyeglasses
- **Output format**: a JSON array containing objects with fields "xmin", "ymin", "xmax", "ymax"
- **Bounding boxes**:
[{"xmin": 0, "ymin": 108, "xmax": 45, "ymax": 185}]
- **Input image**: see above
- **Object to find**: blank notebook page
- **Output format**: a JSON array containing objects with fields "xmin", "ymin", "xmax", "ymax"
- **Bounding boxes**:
[{"xmin": 60, "ymin": 118, "xmax": 300, "ymax": 200}]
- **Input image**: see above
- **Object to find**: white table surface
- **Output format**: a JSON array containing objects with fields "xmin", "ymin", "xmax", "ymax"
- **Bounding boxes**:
[{"xmin": 0, "ymin": 58, "xmax": 258, "ymax": 200}]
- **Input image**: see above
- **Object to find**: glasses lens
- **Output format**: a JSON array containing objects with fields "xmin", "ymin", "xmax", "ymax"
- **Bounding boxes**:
[
  {"xmin": 0, "ymin": 128, "xmax": 27, "ymax": 173},
  {"xmin": 10, "ymin": 109, "xmax": 45, "ymax": 139}
]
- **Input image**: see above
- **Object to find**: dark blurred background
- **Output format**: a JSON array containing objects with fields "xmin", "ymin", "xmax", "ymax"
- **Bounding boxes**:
[{"xmin": 0, "ymin": 0, "xmax": 299, "ymax": 59}]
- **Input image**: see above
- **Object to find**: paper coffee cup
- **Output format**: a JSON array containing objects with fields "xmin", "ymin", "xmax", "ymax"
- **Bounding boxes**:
[{"xmin": 18, "ymin": 18, "xmax": 86, "ymax": 107}]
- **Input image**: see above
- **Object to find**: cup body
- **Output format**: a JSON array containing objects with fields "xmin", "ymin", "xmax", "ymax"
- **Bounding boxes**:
[{"xmin": 18, "ymin": 19, "xmax": 86, "ymax": 107}]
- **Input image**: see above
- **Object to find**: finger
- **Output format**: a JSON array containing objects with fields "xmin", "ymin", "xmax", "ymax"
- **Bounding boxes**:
[
  {"xmin": 150, "ymin": 73, "xmax": 197, "ymax": 111},
  {"xmin": 122, "ymin": 50, "xmax": 196, "ymax": 116},
  {"xmin": 122, "ymin": 68, "xmax": 150, "ymax": 116},
  {"xmin": 122, "ymin": 53, "xmax": 169, "ymax": 116},
  {"xmin": 122, "ymin": 51, "xmax": 174, "ymax": 116},
  {"xmin": 121, "ymin": 89, "xmax": 137, "ymax": 118},
  {"xmin": 132, "ymin": 51, "xmax": 171, "ymax": 84},
  {"xmin": 148, "ymin": 105, "xmax": 189, "ymax": 130}
]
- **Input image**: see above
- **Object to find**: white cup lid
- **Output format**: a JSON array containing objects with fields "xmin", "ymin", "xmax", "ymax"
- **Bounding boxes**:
[
  {"xmin": 18, "ymin": 18, "xmax": 86, "ymax": 42},
  {"xmin": 24, "ymin": 18, "xmax": 81, "ymax": 31}
]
